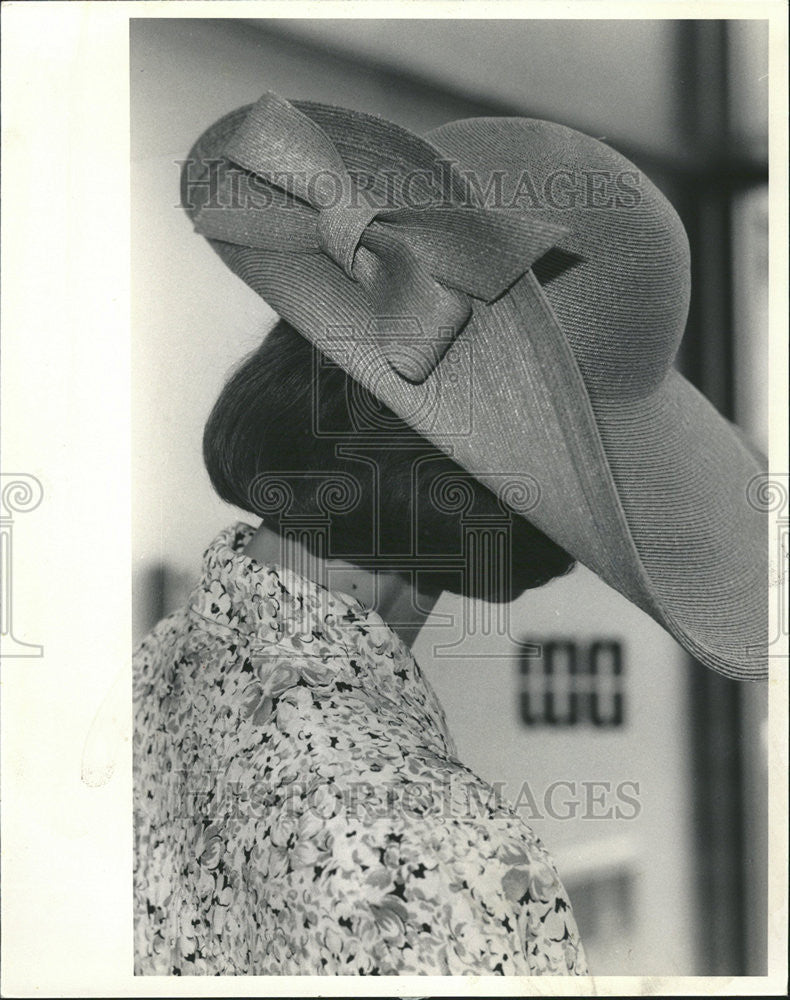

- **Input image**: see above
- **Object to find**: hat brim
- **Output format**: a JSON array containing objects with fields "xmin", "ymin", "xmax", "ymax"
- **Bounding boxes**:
[
  {"xmin": 440, "ymin": 273, "xmax": 769, "ymax": 680},
  {"xmin": 337, "ymin": 269, "xmax": 767, "ymax": 680},
  {"xmin": 183, "ymin": 102, "xmax": 768, "ymax": 680}
]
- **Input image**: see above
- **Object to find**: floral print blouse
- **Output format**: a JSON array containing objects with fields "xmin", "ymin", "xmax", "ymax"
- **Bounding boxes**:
[{"xmin": 133, "ymin": 522, "xmax": 588, "ymax": 976}]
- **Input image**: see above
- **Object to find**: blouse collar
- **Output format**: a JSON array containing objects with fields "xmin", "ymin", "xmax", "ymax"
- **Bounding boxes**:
[
  {"xmin": 187, "ymin": 522, "xmax": 457, "ymax": 755},
  {"xmin": 190, "ymin": 522, "xmax": 408, "ymax": 653}
]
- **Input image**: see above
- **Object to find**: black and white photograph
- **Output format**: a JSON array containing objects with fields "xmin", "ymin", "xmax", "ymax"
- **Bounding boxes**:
[{"xmin": 1, "ymin": 4, "xmax": 787, "ymax": 996}]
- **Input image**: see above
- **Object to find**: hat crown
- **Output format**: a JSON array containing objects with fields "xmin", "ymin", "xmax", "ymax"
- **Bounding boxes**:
[{"xmin": 427, "ymin": 118, "xmax": 691, "ymax": 402}]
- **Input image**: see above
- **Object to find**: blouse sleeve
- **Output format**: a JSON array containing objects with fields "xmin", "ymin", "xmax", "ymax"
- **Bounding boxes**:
[{"xmin": 302, "ymin": 807, "xmax": 588, "ymax": 976}]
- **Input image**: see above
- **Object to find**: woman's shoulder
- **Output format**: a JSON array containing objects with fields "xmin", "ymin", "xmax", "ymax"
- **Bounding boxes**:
[{"xmin": 133, "ymin": 606, "xmax": 191, "ymax": 679}]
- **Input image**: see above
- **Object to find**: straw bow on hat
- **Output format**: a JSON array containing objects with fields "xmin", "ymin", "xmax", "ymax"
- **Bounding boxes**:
[{"xmin": 183, "ymin": 91, "xmax": 769, "ymax": 680}]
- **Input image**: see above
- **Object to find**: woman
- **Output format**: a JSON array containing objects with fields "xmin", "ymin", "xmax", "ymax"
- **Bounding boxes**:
[
  {"xmin": 134, "ymin": 318, "xmax": 585, "ymax": 975},
  {"xmin": 133, "ymin": 91, "xmax": 766, "ymax": 976}
]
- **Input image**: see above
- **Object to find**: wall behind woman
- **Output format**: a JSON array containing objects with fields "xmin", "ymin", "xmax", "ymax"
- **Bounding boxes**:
[{"xmin": 131, "ymin": 17, "xmax": 768, "ymax": 975}]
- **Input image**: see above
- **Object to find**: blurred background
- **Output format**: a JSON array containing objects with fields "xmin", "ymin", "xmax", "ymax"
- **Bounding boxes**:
[{"xmin": 131, "ymin": 17, "xmax": 769, "ymax": 976}]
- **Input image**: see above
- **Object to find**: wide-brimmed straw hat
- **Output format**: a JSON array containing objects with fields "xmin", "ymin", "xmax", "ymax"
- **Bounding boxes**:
[{"xmin": 182, "ymin": 91, "xmax": 768, "ymax": 680}]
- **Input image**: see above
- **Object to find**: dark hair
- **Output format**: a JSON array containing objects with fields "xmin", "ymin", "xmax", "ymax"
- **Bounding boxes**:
[{"xmin": 203, "ymin": 320, "xmax": 575, "ymax": 600}]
